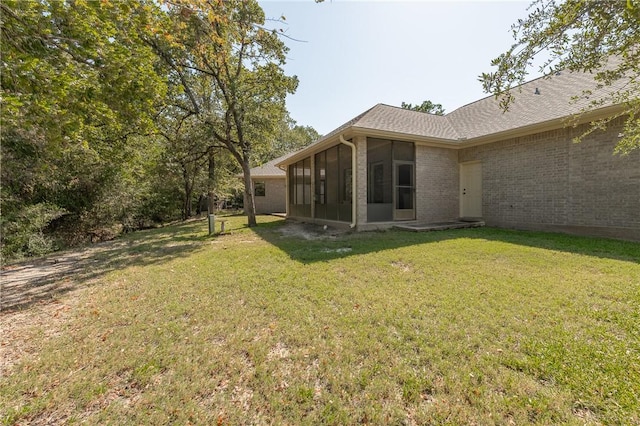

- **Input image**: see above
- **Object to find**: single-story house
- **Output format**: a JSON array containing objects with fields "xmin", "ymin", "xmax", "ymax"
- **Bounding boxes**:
[
  {"xmin": 276, "ymin": 70, "xmax": 640, "ymax": 240},
  {"xmin": 248, "ymin": 153, "xmax": 293, "ymax": 214}
]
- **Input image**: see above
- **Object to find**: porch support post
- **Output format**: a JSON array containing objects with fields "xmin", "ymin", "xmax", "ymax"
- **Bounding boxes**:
[
  {"xmin": 310, "ymin": 154, "xmax": 316, "ymax": 219},
  {"xmin": 283, "ymin": 165, "xmax": 290, "ymax": 217},
  {"xmin": 353, "ymin": 135, "xmax": 368, "ymax": 227}
]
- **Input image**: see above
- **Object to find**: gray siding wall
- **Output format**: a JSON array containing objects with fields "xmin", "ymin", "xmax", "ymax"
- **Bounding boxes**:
[
  {"xmin": 253, "ymin": 177, "xmax": 286, "ymax": 214},
  {"xmin": 416, "ymin": 145, "xmax": 459, "ymax": 223},
  {"xmin": 458, "ymin": 119, "xmax": 640, "ymax": 240}
]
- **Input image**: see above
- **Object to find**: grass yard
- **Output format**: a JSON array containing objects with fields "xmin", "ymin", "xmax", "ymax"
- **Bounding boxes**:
[{"xmin": 2, "ymin": 215, "xmax": 639, "ymax": 425}]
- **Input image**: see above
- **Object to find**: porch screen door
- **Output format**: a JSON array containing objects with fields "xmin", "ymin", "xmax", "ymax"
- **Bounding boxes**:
[{"xmin": 394, "ymin": 161, "xmax": 415, "ymax": 220}]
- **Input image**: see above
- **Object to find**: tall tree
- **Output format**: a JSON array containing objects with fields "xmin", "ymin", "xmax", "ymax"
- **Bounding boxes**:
[
  {"xmin": 253, "ymin": 117, "xmax": 320, "ymax": 164},
  {"xmin": 401, "ymin": 100, "xmax": 445, "ymax": 115},
  {"xmin": 480, "ymin": 0, "xmax": 639, "ymax": 154},
  {"xmin": 1, "ymin": 0, "xmax": 166, "ymax": 257},
  {"xmin": 156, "ymin": 112, "xmax": 211, "ymax": 219},
  {"xmin": 145, "ymin": 0, "xmax": 298, "ymax": 227}
]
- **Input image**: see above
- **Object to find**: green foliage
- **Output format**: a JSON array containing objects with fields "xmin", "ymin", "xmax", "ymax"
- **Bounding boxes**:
[
  {"xmin": 0, "ymin": 202, "xmax": 66, "ymax": 260},
  {"xmin": 85, "ymin": 136, "xmax": 180, "ymax": 233},
  {"xmin": 480, "ymin": 0, "xmax": 640, "ymax": 153},
  {"xmin": 1, "ymin": 0, "xmax": 165, "ymax": 144},
  {"xmin": 253, "ymin": 117, "xmax": 320, "ymax": 164},
  {"xmin": 0, "ymin": 0, "xmax": 309, "ymax": 259},
  {"xmin": 145, "ymin": 0, "xmax": 298, "ymax": 226},
  {"xmin": 401, "ymin": 100, "xmax": 445, "ymax": 115},
  {"xmin": 0, "ymin": 0, "xmax": 169, "ymax": 258}
]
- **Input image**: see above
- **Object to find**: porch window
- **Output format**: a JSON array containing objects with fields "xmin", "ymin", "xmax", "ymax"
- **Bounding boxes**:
[
  {"xmin": 288, "ymin": 157, "xmax": 311, "ymax": 217},
  {"xmin": 314, "ymin": 144, "xmax": 352, "ymax": 222},
  {"xmin": 367, "ymin": 139, "xmax": 415, "ymax": 222},
  {"xmin": 368, "ymin": 162, "xmax": 384, "ymax": 203},
  {"xmin": 315, "ymin": 151, "xmax": 327, "ymax": 219}
]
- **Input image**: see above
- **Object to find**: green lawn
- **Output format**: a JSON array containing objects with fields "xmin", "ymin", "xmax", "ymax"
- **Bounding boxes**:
[{"xmin": 2, "ymin": 216, "xmax": 639, "ymax": 425}]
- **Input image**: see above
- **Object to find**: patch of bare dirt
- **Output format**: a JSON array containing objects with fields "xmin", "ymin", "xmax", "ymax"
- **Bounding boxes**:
[
  {"xmin": 277, "ymin": 221, "xmax": 350, "ymax": 240},
  {"xmin": 1, "ymin": 240, "xmax": 130, "ymax": 311},
  {"xmin": 0, "ymin": 242, "xmax": 130, "ymax": 377}
]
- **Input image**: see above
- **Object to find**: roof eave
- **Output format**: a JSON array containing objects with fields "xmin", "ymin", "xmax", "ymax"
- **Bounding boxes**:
[
  {"xmin": 459, "ymin": 104, "xmax": 625, "ymax": 148},
  {"xmin": 250, "ymin": 174, "xmax": 286, "ymax": 179},
  {"xmin": 275, "ymin": 103, "xmax": 626, "ymax": 167},
  {"xmin": 352, "ymin": 127, "xmax": 460, "ymax": 147},
  {"xmin": 276, "ymin": 129, "xmax": 356, "ymax": 167},
  {"xmin": 276, "ymin": 127, "xmax": 461, "ymax": 168}
]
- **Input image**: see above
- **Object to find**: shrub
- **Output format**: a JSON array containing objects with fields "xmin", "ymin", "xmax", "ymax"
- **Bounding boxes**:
[{"xmin": 1, "ymin": 202, "xmax": 66, "ymax": 261}]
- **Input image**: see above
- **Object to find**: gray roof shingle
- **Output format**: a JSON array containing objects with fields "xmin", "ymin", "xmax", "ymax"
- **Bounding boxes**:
[
  {"xmin": 354, "ymin": 104, "xmax": 459, "ymax": 140},
  {"xmin": 447, "ymin": 70, "xmax": 623, "ymax": 139},
  {"xmin": 294, "ymin": 103, "xmax": 459, "ymax": 155},
  {"xmin": 250, "ymin": 152, "xmax": 295, "ymax": 177},
  {"xmin": 278, "ymin": 68, "xmax": 627, "ymax": 165}
]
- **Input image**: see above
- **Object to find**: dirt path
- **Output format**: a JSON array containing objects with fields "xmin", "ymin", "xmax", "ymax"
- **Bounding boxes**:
[
  {"xmin": 0, "ymin": 219, "xmax": 208, "ymax": 375},
  {"xmin": 0, "ymin": 240, "xmax": 135, "ymax": 377},
  {"xmin": 0, "ymin": 219, "xmax": 343, "ymax": 377},
  {"xmin": 0, "ymin": 241, "xmax": 131, "ymax": 312},
  {"xmin": 0, "ymin": 220, "xmax": 342, "ymax": 312}
]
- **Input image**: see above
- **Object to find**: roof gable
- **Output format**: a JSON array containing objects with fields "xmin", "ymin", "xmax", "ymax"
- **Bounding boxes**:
[{"xmin": 287, "ymin": 103, "xmax": 459, "ymax": 157}]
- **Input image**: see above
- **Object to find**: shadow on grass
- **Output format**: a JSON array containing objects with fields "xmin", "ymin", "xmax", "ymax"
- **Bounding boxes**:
[
  {"xmin": 3, "ymin": 216, "xmax": 637, "ymax": 312},
  {"xmin": 0, "ymin": 220, "xmax": 212, "ymax": 312},
  {"xmin": 253, "ymin": 220, "xmax": 640, "ymax": 265}
]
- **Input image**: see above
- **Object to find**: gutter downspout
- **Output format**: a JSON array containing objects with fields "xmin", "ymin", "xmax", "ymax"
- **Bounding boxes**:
[{"xmin": 339, "ymin": 135, "xmax": 357, "ymax": 229}]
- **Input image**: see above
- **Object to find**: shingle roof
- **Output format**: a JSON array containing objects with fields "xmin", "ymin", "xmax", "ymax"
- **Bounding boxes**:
[
  {"xmin": 353, "ymin": 104, "xmax": 460, "ymax": 140},
  {"xmin": 447, "ymin": 70, "xmax": 623, "ymax": 139},
  {"xmin": 249, "ymin": 152, "xmax": 294, "ymax": 177},
  {"xmin": 293, "ymin": 103, "xmax": 459, "ymax": 155},
  {"xmin": 278, "ymin": 68, "xmax": 627, "ymax": 166}
]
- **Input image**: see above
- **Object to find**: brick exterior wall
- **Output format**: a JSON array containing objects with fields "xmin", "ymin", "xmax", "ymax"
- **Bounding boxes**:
[
  {"xmin": 458, "ymin": 119, "xmax": 640, "ymax": 240},
  {"xmin": 355, "ymin": 136, "xmax": 368, "ymax": 226},
  {"xmin": 285, "ymin": 119, "xmax": 638, "ymax": 240},
  {"xmin": 416, "ymin": 145, "xmax": 459, "ymax": 223},
  {"xmin": 252, "ymin": 177, "xmax": 286, "ymax": 214}
]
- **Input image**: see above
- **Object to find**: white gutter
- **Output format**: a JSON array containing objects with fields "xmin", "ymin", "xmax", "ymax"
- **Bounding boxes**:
[{"xmin": 339, "ymin": 135, "xmax": 357, "ymax": 229}]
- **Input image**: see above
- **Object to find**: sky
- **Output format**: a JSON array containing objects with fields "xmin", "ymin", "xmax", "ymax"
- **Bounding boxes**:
[{"xmin": 258, "ymin": 0, "xmax": 542, "ymax": 135}]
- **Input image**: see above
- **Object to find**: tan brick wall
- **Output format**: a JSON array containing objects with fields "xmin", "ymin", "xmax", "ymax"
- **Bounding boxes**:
[
  {"xmin": 355, "ymin": 136, "xmax": 368, "ymax": 226},
  {"xmin": 253, "ymin": 177, "xmax": 286, "ymax": 214},
  {"xmin": 458, "ymin": 119, "xmax": 640, "ymax": 240},
  {"xmin": 416, "ymin": 145, "xmax": 459, "ymax": 223}
]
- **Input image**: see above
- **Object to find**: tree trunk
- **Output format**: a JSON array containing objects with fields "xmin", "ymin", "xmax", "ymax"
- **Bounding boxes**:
[
  {"xmin": 241, "ymin": 156, "xmax": 257, "ymax": 227},
  {"xmin": 196, "ymin": 194, "xmax": 203, "ymax": 216},
  {"xmin": 184, "ymin": 188, "xmax": 192, "ymax": 219},
  {"xmin": 207, "ymin": 148, "xmax": 216, "ymax": 215},
  {"xmin": 182, "ymin": 165, "xmax": 192, "ymax": 220}
]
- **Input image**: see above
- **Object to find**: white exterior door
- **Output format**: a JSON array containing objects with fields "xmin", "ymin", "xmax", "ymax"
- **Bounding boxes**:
[{"xmin": 460, "ymin": 162, "xmax": 482, "ymax": 218}]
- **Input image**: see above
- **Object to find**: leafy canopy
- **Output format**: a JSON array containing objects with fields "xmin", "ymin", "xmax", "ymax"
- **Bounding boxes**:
[
  {"xmin": 480, "ymin": 0, "xmax": 640, "ymax": 154},
  {"xmin": 144, "ymin": 0, "xmax": 298, "ymax": 226},
  {"xmin": 401, "ymin": 100, "xmax": 445, "ymax": 115},
  {"xmin": 1, "ymin": 0, "xmax": 167, "ymax": 258}
]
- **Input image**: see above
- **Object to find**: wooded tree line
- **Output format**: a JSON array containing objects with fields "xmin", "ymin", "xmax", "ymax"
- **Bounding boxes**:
[{"xmin": 1, "ymin": 0, "xmax": 318, "ymax": 260}]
